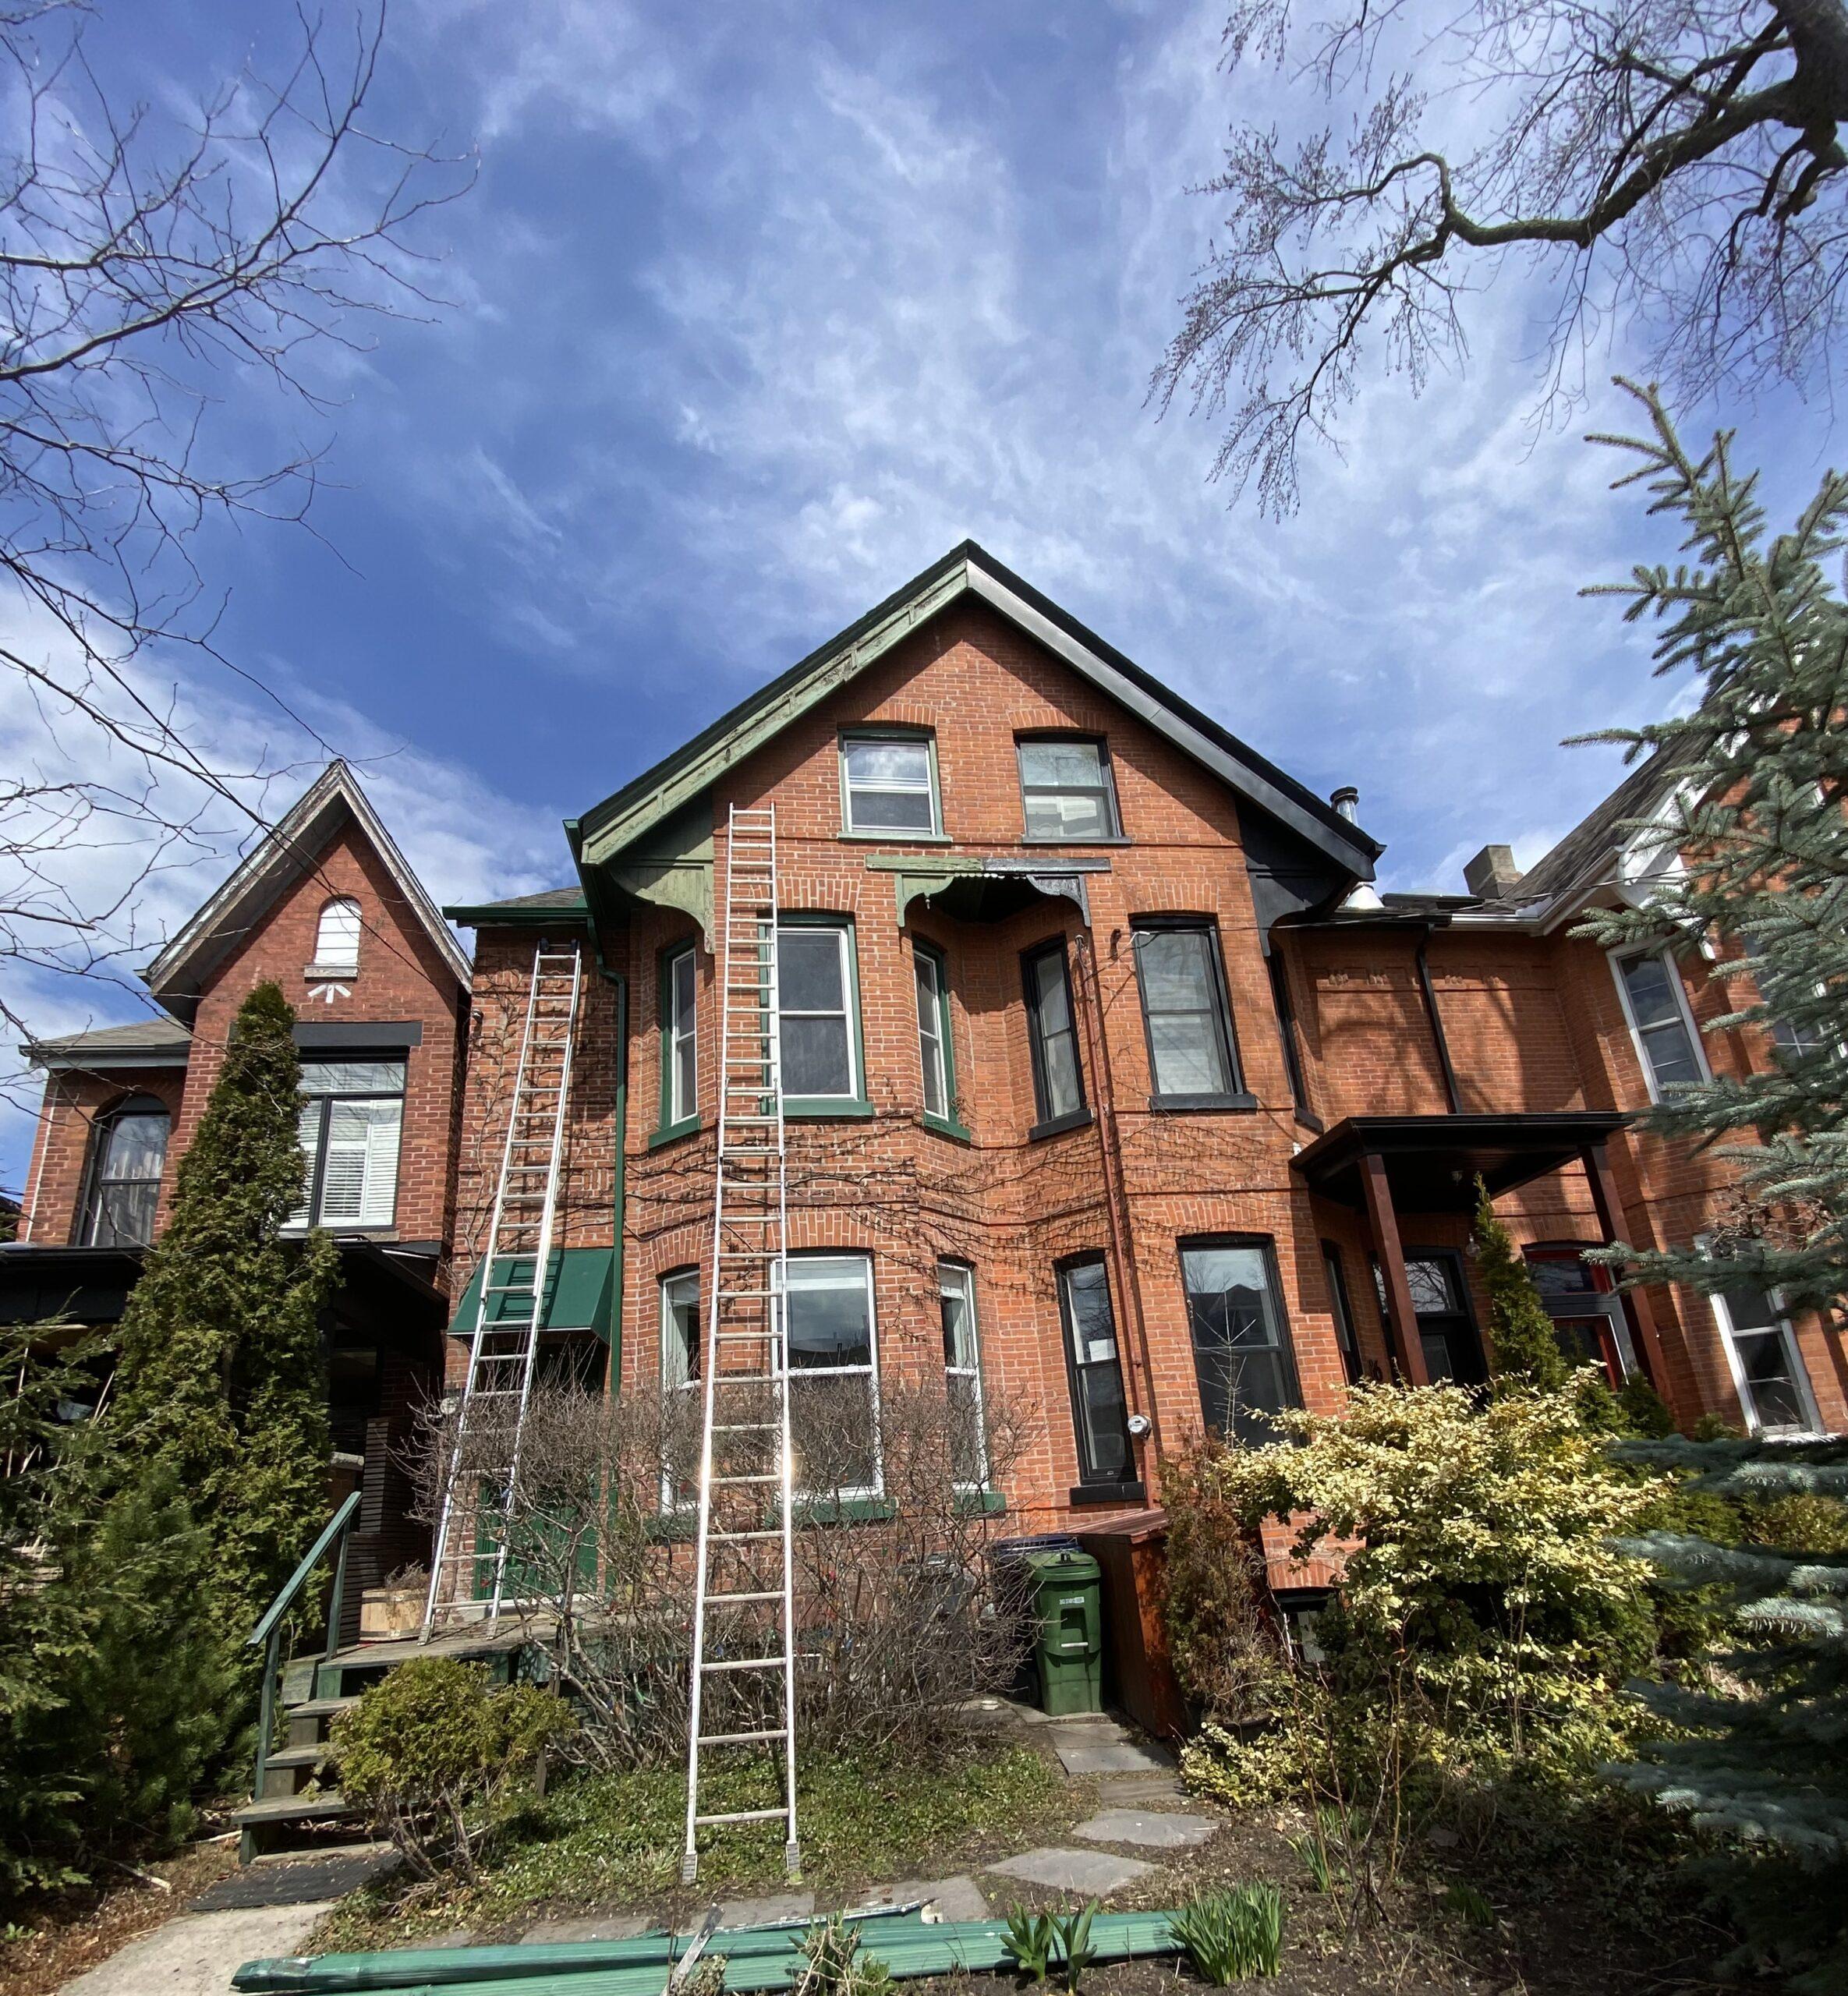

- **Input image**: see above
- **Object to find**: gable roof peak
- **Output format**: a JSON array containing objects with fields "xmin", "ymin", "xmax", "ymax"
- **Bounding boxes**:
[{"xmin": 143, "ymin": 759, "xmax": 470, "ymax": 1020}]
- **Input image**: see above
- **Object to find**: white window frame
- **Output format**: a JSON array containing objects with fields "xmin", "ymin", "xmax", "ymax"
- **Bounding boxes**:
[
  {"xmin": 665, "ymin": 943, "xmax": 698, "ymax": 1126},
  {"xmin": 784, "ymin": 1251, "xmax": 883, "ymax": 1500},
  {"xmin": 1704, "ymin": 1268, "xmax": 1825, "ymax": 1439},
  {"xmin": 659, "ymin": 1267, "xmax": 702, "ymax": 1511},
  {"xmin": 777, "ymin": 922, "xmax": 861, "ymax": 1104},
  {"xmin": 1609, "ymin": 944, "xmax": 1712, "ymax": 1104},
  {"xmin": 310, "ymin": 897, "xmax": 362, "ymax": 976},
  {"xmin": 839, "ymin": 732, "xmax": 940, "ymax": 837},
  {"xmin": 937, "ymin": 1260, "xmax": 989, "ymax": 1491}
]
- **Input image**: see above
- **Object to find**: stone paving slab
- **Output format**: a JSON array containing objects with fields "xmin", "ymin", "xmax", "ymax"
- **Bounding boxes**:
[
  {"xmin": 1071, "ymin": 1809, "xmax": 1217, "ymax": 1851},
  {"xmin": 1053, "ymin": 1739, "xmax": 1175, "ymax": 1777},
  {"xmin": 58, "ymin": 1900, "xmax": 340, "ymax": 1996},
  {"xmin": 715, "ymin": 1889, "xmax": 816, "ymax": 1928},
  {"xmin": 522, "ymin": 1912, "xmax": 655, "ymax": 1943},
  {"xmin": 844, "ymin": 1877, "xmax": 990, "ymax": 1923},
  {"xmin": 985, "ymin": 1847, "xmax": 1153, "ymax": 1895}
]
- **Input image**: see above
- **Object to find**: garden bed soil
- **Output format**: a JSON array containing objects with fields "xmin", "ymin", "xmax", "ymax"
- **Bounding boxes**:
[{"xmin": 0, "ymin": 1840, "xmax": 239, "ymax": 1996}]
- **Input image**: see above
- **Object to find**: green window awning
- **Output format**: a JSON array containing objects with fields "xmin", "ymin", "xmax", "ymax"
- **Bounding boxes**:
[{"xmin": 448, "ymin": 1248, "xmax": 615, "ymax": 1343}]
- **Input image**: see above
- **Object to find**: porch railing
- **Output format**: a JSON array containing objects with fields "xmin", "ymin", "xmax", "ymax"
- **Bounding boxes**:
[{"xmin": 246, "ymin": 1488, "xmax": 363, "ymax": 1804}]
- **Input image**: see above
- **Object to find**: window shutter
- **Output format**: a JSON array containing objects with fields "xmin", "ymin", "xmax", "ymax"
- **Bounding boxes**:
[{"xmin": 320, "ymin": 1101, "xmax": 401, "ymax": 1226}]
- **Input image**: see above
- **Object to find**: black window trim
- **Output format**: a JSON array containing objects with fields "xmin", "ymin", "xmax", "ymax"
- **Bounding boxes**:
[
  {"xmin": 1319, "ymin": 1237, "xmax": 1364, "ymax": 1386},
  {"xmin": 292, "ymin": 1052, "xmax": 406, "ymax": 1233},
  {"xmin": 1129, "ymin": 914, "xmax": 1256, "ymax": 1112},
  {"xmin": 1055, "ymin": 1250, "xmax": 1138, "ymax": 1493},
  {"xmin": 1178, "ymin": 1231, "xmax": 1304, "ymax": 1444},
  {"xmin": 1015, "ymin": 731, "xmax": 1127, "ymax": 845},
  {"xmin": 1266, "ymin": 946, "xmax": 1321, "ymax": 1129},
  {"xmin": 76, "ymin": 1093, "xmax": 170, "ymax": 1248},
  {"xmin": 1021, "ymin": 936, "xmax": 1092, "ymax": 1138}
]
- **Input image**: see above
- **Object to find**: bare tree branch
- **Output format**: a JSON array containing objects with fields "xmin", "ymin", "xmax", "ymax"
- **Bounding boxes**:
[
  {"xmin": 1154, "ymin": 0, "xmax": 1848, "ymax": 512},
  {"xmin": 0, "ymin": 2, "xmax": 473, "ymax": 1127}
]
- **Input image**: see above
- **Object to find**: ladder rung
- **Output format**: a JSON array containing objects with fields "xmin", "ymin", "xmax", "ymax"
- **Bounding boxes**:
[
  {"xmin": 711, "ymin": 1528, "xmax": 784, "ymax": 1541},
  {"xmin": 701, "ymin": 1656, "xmax": 788, "ymax": 1673},
  {"xmin": 711, "ymin": 1473, "xmax": 779, "ymax": 1485},
  {"xmin": 713, "ymin": 1421, "xmax": 778, "ymax": 1432},
  {"xmin": 706, "ymin": 1590, "xmax": 781, "ymax": 1605},
  {"xmin": 698, "ymin": 1730, "xmax": 787, "ymax": 1746},
  {"xmin": 694, "ymin": 1807, "xmax": 790, "ymax": 1826}
]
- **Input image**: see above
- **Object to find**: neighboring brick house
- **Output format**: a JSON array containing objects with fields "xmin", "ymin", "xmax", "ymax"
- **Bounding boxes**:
[
  {"xmin": 2, "ymin": 759, "xmax": 472, "ymax": 1588},
  {"xmin": 443, "ymin": 543, "xmax": 1844, "ymax": 1563}
]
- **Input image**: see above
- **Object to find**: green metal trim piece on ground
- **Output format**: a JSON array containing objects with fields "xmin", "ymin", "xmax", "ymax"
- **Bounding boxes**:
[{"xmin": 235, "ymin": 1910, "xmax": 1186, "ymax": 1994}]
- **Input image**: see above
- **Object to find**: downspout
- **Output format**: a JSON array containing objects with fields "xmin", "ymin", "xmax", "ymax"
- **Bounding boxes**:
[
  {"xmin": 1413, "ymin": 925, "xmax": 1462, "ymax": 1117},
  {"xmin": 1072, "ymin": 929, "xmax": 1165, "ymax": 1468},
  {"xmin": 591, "ymin": 946, "xmax": 628, "ymax": 1385}
]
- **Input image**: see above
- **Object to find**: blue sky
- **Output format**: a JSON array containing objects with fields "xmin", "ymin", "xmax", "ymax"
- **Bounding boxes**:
[{"xmin": 0, "ymin": 0, "xmax": 1836, "ymax": 1185}]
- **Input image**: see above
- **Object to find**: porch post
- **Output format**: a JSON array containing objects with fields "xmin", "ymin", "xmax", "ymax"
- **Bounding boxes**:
[
  {"xmin": 1582, "ymin": 1139, "xmax": 1670, "ymax": 1389},
  {"xmin": 1361, "ymin": 1150, "xmax": 1430, "ymax": 1386}
]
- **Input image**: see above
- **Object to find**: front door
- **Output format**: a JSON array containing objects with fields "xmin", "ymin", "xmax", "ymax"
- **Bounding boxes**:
[{"xmin": 1375, "ymin": 1250, "xmax": 1486, "ymax": 1385}]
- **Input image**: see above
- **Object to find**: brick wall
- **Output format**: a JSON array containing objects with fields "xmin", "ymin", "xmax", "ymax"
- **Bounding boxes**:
[{"xmin": 19, "ymin": 1065, "xmax": 188, "ymax": 1246}]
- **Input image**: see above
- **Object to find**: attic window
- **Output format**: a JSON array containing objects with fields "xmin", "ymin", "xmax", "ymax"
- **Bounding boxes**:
[{"xmin": 311, "ymin": 897, "xmax": 362, "ymax": 976}]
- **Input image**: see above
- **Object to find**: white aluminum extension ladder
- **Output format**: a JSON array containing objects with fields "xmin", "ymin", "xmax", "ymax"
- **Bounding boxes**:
[
  {"xmin": 423, "ymin": 942, "xmax": 583, "ymax": 1638},
  {"xmin": 681, "ymin": 805, "xmax": 798, "ymax": 1883}
]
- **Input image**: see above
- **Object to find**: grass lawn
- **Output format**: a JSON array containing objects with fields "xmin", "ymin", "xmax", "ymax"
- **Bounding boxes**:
[{"xmin": 314, "ymin": 1739, "xmax": 1070, "ymax": 1949}]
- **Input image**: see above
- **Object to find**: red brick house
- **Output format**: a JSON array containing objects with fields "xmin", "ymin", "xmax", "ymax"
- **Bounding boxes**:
[
  {"xmin": 441, "ymin": 543, "xmax": 1843, "ymax": 1559},
  {"xmin": 9, "ymin": 547, "xmax": 1841, "ymax": 1592},
  {"xmin": 3, "ymin": 759, "xmax": 472, "ymax": 1587}
]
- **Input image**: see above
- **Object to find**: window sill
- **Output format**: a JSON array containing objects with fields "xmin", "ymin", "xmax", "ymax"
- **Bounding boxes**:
[
  {"xmin": 282, "ymin": 1223, "xmax": 397, "ymax": 1240},
  {"xmin": 648, "ymin": 1116, "xmax": 702, "ymax": 1150},
  {"xmin": 922, "ymin": 1112, "xmax": 973, "ymax": 1144},
  {"xmin": 1294, "ymin": 1109, "xmax": 1326, "ymax": 1134},
  {"xmin": 303, "ymin": 964, "xmax": 359, "ymax": 982},
  {"xmin": 954, "ymin": 1488, "xmax": 1007, "ymax": 1516},
  {"xmin": 1068, "ymin": 1479, "xmax": 1147, "ymax": 1508},
  {"xmin": 1147, "ymin": 1092, "xmax": 1259, "ymax": 1113},
  {"xmin": 1028, "ymin": 1107, "xmax": 1094, "ymax": 1142},
  {"xmin": 840, "ymin": 829, "xmax": 952, "ymax": 844},
  {"xmin": 790, "ymin": 1495, "xmax": 897, "ymax": 1526},
  {"xmin": 785, "ymin": 1099, "xmax": 876, "ymax": 1120},
  {"xmin": 1020, "ymin": 835, "xmax": 1129, "ymax": 848}
]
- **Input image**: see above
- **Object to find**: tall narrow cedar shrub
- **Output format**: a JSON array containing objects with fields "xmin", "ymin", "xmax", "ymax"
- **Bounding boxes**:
[
  {"xmin": 112, "ymin": 980, "xmax": 338, "ymax": 1630},
  {"xmin": 1470, "ymin": 1178, "xmax": 1570, "ymax": 1392},
  {"xmin": 1570, "ymin": 389, "xmax": 1848, "ymax": 1992}
]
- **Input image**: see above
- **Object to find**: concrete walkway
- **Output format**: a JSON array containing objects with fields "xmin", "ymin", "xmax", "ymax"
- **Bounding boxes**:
[{"xmin": 57, "ymin": 1900, "xmax": 338, "ymax": 1996}]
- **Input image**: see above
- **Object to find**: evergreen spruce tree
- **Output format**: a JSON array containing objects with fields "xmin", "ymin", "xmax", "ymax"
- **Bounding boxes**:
[
  {"xmin": 1471, "ymin": 1177, "xmax": 1570, "ymax": 1391},
  {"xmin": 1574, "ymin": 388, "xmax": 1848, "ymax": 1991},
  {"xmin": 112, "ymin": 980, "xmax": 338, "ymax": 1632}
]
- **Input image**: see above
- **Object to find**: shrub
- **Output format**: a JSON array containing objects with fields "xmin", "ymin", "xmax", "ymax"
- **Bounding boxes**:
[
  {"xmin": 792, "ymin": 1914, "xmax": 896, "ymax": 1996},
  {"xmin": 409, "ymin": 1378, "xmax": 1039, "ymax": 1768},
  {"xmin": 1471, "ymin": 1180, "xmax": 1569, "ymax": 1392},
  {"xmin": 332, "ymin": 1657, "xmax": 573, "ymax": 1878},
  {"xmin": 1169, "ymin": 1884, "xmax": 1284, "ymax": 1982}
]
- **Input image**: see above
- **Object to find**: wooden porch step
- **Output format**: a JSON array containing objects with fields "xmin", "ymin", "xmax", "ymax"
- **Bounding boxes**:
[
  {"xmin": 231, "ymin": 1790, "xmax": 354, "ymax": 1828},
  {"xmin": 263, "ymin": 1743, "xmax": 335, "ymax": 1772},
  {"xmin": 285, "ymin": 1695, "xmax": 361, "ymax": 1722}
]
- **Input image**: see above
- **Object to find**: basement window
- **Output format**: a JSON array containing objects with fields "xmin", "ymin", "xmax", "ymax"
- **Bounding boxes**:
[{"xmin": 289, "ymin": 1057, "xmax": 403, "ymax": 1230}]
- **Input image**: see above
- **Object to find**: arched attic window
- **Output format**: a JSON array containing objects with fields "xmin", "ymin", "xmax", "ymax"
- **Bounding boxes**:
[
  {"xmin": 312, "ymin": 897, "xmax": 362, "ymax": 975},
  {"xmin": 80, "ymin": 1097, "xmax": 170, "ymax": 1246}
]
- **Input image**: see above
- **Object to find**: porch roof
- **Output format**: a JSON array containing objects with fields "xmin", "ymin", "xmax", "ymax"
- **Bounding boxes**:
[{"xmin": 1291, "ymin": 1111, "xmax": 1631, "ymax": 1212}]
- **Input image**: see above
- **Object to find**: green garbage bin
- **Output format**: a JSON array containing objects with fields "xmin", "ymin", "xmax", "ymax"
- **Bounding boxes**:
[{"xmin": 1021, "ymin": 1548, "xmax": 1103, "ymax": 1716}]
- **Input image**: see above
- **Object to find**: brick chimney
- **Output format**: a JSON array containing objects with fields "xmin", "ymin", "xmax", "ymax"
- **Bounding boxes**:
[{"xmin": 1464, "ymin": 844, "xmax": 1523, "ymax": 900}]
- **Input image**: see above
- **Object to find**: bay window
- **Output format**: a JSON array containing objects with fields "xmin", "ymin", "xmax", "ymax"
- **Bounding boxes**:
[
  {"xmin": 938, "ymin": 1261, "xmax": 988, "ymax": 1488},
  {"xmin": 785, "ymin": 1253, "xmax": 881, "ymax": 1499},
  {"xmin": 777, "ymin": 922, "xmax": 862, "ymax": 1108}
]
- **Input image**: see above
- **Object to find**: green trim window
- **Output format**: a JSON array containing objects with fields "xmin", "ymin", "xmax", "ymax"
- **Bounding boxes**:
[
  {"xmin": 787, "ymin": 1252, "xmax": 882, "ymax": 1499},
  {"xmin": 656, "ymin": 943, "xmax": 699, "ymax": 1139},
  {"xmin": 1057, "ymin": 1255, "xmax": 1133, "ymax": 1486},
  {"xmin": 912, "ymin": 939, "xmax": 965, "ymax": 1134},
  {"xmin": 840, "ymin": 731, "xmax": 940, "ymax": 837},
  {"xmin": 938, "ymin": 1259, "xmax": 988, "ymax": 1490},
  {"xmin": 659, "ymin": 1266, "xmax": 701, "ymax": 1511},
  {"xmin": 1131, "ymin": 919, "xmax": 1251, "ymax": 1109},
  {"xmin": 1181, "ymin": 1237, "xmax": 1301, "ymax": 1446},
  {"xmin": 1018, "ymin": 736, "xmax": 1121, "ymax": 842},
  {"xmin": 1022, "ymin": 939, "xmax": 1088, "ymax": 1134},
  {"xmin": 777, "ymin": 918, "xmax": 869, "ymax": 1115}
]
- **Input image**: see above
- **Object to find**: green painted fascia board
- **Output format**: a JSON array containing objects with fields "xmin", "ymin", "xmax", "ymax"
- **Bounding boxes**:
[
  {"xmin": 570, "ymin": 539, "xmax": 1382, "ymax": 880},
  {"xmin": 443, "ymin": 900, "xmax": 589, "ymax": 929},
  {"xmin": 449, "ymin": 1249, "xmax": 614, "ymax": 1342}
]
